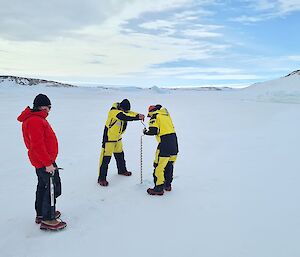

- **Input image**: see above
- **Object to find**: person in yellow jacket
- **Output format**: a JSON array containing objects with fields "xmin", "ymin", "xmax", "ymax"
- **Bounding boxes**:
[
  {"xmin": 143, "ymin": 104, "xmax": 178, "ymax": 195},
  {"xmin": 98, "ymin": 99, "xmax": 145, "ymax": 186}
]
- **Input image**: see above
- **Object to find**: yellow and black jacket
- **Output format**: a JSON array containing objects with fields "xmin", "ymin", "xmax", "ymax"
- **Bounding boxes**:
[
  {"xmin": 102, "ymin": 102, "xmax": 139, "ymax": 145},
  {"xmin": 145, "ymin": 107, "xmax": 178, "ymax": 157}
]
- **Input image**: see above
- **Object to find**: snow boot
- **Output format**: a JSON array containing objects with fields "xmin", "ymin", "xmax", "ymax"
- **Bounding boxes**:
[
  {"xmin": 40, "ymin": 219, "xmax": 67, "ymax": 231},
  {"xmin": 147, "ymin": 187, "xmax": 164, "ymax": 196},
  {"xmin": 118, "ymin": 171, "xmax": 132, "ymax": 176},
  {"xmin": 98, "ymin": 179, "xmax": 109, "ymax": 186},
  {"xmin": 164, "ymin": 185, "xmax": 172, "ymax": 192},
  {"xmin": 35, "ymin": 210, "xmax": 61, "ymax": 224}
]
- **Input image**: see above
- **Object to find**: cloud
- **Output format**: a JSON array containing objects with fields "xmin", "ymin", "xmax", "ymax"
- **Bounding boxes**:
[
  {"xmin": 232, "ymin": 0, "xmax": 300, "ymax": 24},
  {"xmin": 0, "ymin": 0, "xmax": 126, "ymax": 41},
  {"xmin": 178, "ymin": 73, "xmax": 262, "ymax": 80},
  {"xmin": 47, "ymin": 0, "xmax": 228, "ymax": 77},
  {"xmin": 255, "ymin": 0, "xmax": 300, "ymax": 14},
  {"xmin": 3, "ymin": 0, "xmax": 271, "ymax": 87},
  {"xmin": 138, "ymin": 17, "xmax": 223, "ymax": 38},
  {"xmin": 139, "ymin": 20, "xmax": 177, "ymax": 30},
  {"xmin": 287, "ymin": 55, "xmax": 300, "ymax": 61},
  {"xmin": 173, "ymin": 9, "xmax": 214, "ymax": 20},
  {"xmin": 80, "ymin": 28, "xmax": 229, "ymax": 75},
  {"xmin": 182, "ymin": 29, "xmax": 222, "ymax": 38},
  {"xmin": 231, "ymin": 15, "xmax": 269, "ymax": 23},
  {"xmin": 0, "ymin": 0, "xmax": 193, "ymax": 41},
  {"xmin": 144, "ymin": 66, "xmax": 261, "ymax": 81},
  {"xmin": 146, "ymin": 67, "xmax": 243, "ymax": 76},
  {"xmin": 136, "ymin": 6, "xmax": 224, "ymax": 41}
]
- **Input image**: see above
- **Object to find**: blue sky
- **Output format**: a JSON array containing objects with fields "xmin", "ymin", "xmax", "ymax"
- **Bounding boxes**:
[{"xmin": 0, "ymin": 0, "xmax": 300, "ymax": 87}]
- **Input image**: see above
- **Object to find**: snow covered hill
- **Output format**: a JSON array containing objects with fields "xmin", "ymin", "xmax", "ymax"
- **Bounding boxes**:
[
  {"xmin": 0, "ymin": 73, "xmax": 300, "ymax": 257},
  {"xmin": 247, "ymin": 70, "xmax": 300, "ymax": 92},
  {"xmin": 285, "ymin": 69, "xmax": 300, "ymax": 77},
  {"xmin": 0, "ymin": 76, "xmax": 76, "ymax": 88},
  {"xmin": 242, "ymin": 70, "xmax": 300, "ymax": 103},
  {"xmin": 0, "ymin": 75, "xmax": 232, "ymax": 91}
]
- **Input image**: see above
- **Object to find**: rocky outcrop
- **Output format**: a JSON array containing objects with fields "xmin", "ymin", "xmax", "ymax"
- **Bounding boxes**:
[{"xmin": 0, "ymin": 76, "xmax": 75, "ymax": 87}]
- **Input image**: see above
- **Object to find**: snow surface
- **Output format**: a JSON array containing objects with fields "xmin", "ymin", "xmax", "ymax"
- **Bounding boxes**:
[{"xmin": 0, "ymin": 77, "xmax": 300, "ymax": 257}]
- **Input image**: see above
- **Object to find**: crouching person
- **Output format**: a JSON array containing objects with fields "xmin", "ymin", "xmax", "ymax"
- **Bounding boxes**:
[
  {"xmin": 17, "ymin": 94, "xmax": 67, "ymax": 231},
  {"xmin": 98, "ymin": 99, "xmax": 145, "ymax": 186},
  {"xmin": 143, "ymin": 105, "xmax": 179, "ymax": 196}
]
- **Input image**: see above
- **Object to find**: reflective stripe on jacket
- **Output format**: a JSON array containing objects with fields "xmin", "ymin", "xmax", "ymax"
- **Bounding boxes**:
[{"xmin": 103, "ymin": 102, "xmax": 138, "ymax": 142}]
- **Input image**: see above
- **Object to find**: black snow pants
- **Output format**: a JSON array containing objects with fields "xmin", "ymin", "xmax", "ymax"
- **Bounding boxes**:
[{"xmin": 35, "ymin": 163, "xmax": 61, "ymax": 220}]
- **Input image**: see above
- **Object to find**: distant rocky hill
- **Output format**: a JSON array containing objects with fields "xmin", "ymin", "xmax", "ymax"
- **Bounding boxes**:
[
  {"xmin": 169, "ymin": 86, "xmax": 232, "ymax": 91},
  {"xmin": 285, "ymin": 70, "xmax": 300, "ymax": 77},
  {"xmin": 0, "ymin": 76, "xmax": 76, "ymax": 87},
  {"xmin": 0, "ymin": 75, "xmax": 232, "ymax": 91}
]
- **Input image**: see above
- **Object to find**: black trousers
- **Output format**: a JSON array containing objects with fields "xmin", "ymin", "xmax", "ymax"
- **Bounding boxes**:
[
  {"xmin": 35, "ymin": 164, "xmax": 61, "ymax": 220},
  {"xmin": 98, "ymin": 140, "xmax": 127, "ymax": 180},
  {"xmin": 164, "ymin": 161, "xmax": 174, "ymax": 187},
  {"xmin": 98, "ymin": 153, "xmax": 127, "ymax": 180}
]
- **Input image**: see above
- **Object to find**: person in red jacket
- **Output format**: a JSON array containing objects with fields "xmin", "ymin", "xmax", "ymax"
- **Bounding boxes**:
[{"xmin": 17, "ymin": 94, "xmax": 66, "ymax": 231}]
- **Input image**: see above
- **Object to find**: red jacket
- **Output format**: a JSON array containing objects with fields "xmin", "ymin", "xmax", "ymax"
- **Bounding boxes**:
[{"xmin": 17, "ymin": 107, "xmax": 58, "ymax": 168}]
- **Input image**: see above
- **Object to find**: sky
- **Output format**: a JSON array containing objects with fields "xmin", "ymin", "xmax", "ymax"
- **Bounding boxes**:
[{"xmin": 0, "ymin": 0, "xmax": 300, "ymax": 88}]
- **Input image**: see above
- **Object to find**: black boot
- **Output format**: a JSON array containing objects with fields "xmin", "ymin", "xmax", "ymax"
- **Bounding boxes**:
[
  {"xmin": 164, "ymin": 185, "xmax": 172, "ymax": 191},
  {"xmin": 98, "ymin": 179, "xmax": 109, "ymax": 186},
  {"xmin": 147, "ymin": 185, "xmax": 164, "ymax": 196},
  {"xmin": 118, "ymin": 171, "xmax": 132, "ymax": 176}
]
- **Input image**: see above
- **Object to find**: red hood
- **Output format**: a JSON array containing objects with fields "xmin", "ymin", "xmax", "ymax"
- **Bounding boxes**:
[{"xmin": 17, "ymin": 107, "xmax": 48, "ymax": 122}]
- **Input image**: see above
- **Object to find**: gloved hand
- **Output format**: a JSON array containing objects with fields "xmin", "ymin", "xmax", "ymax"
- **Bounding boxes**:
[
  {"xmin": 45, "ymin": 164, "xmax": 56, "ymax": 174},
  {"xmin": 143, "ymin": 128, "xmax": 148, "ymax": 135},
  {"xmin": 138, "ymin": 114, "xmax": 145, "ymax": 121}
]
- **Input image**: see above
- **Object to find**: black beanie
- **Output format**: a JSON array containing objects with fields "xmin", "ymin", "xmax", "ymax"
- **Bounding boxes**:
[
  {"xmin": 33, "ymin": 94, "xmax": 51, "ymax": 108},
  {"xmin": 120, "ymin": 99, "xmax": 131, "ymax": 111}
]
